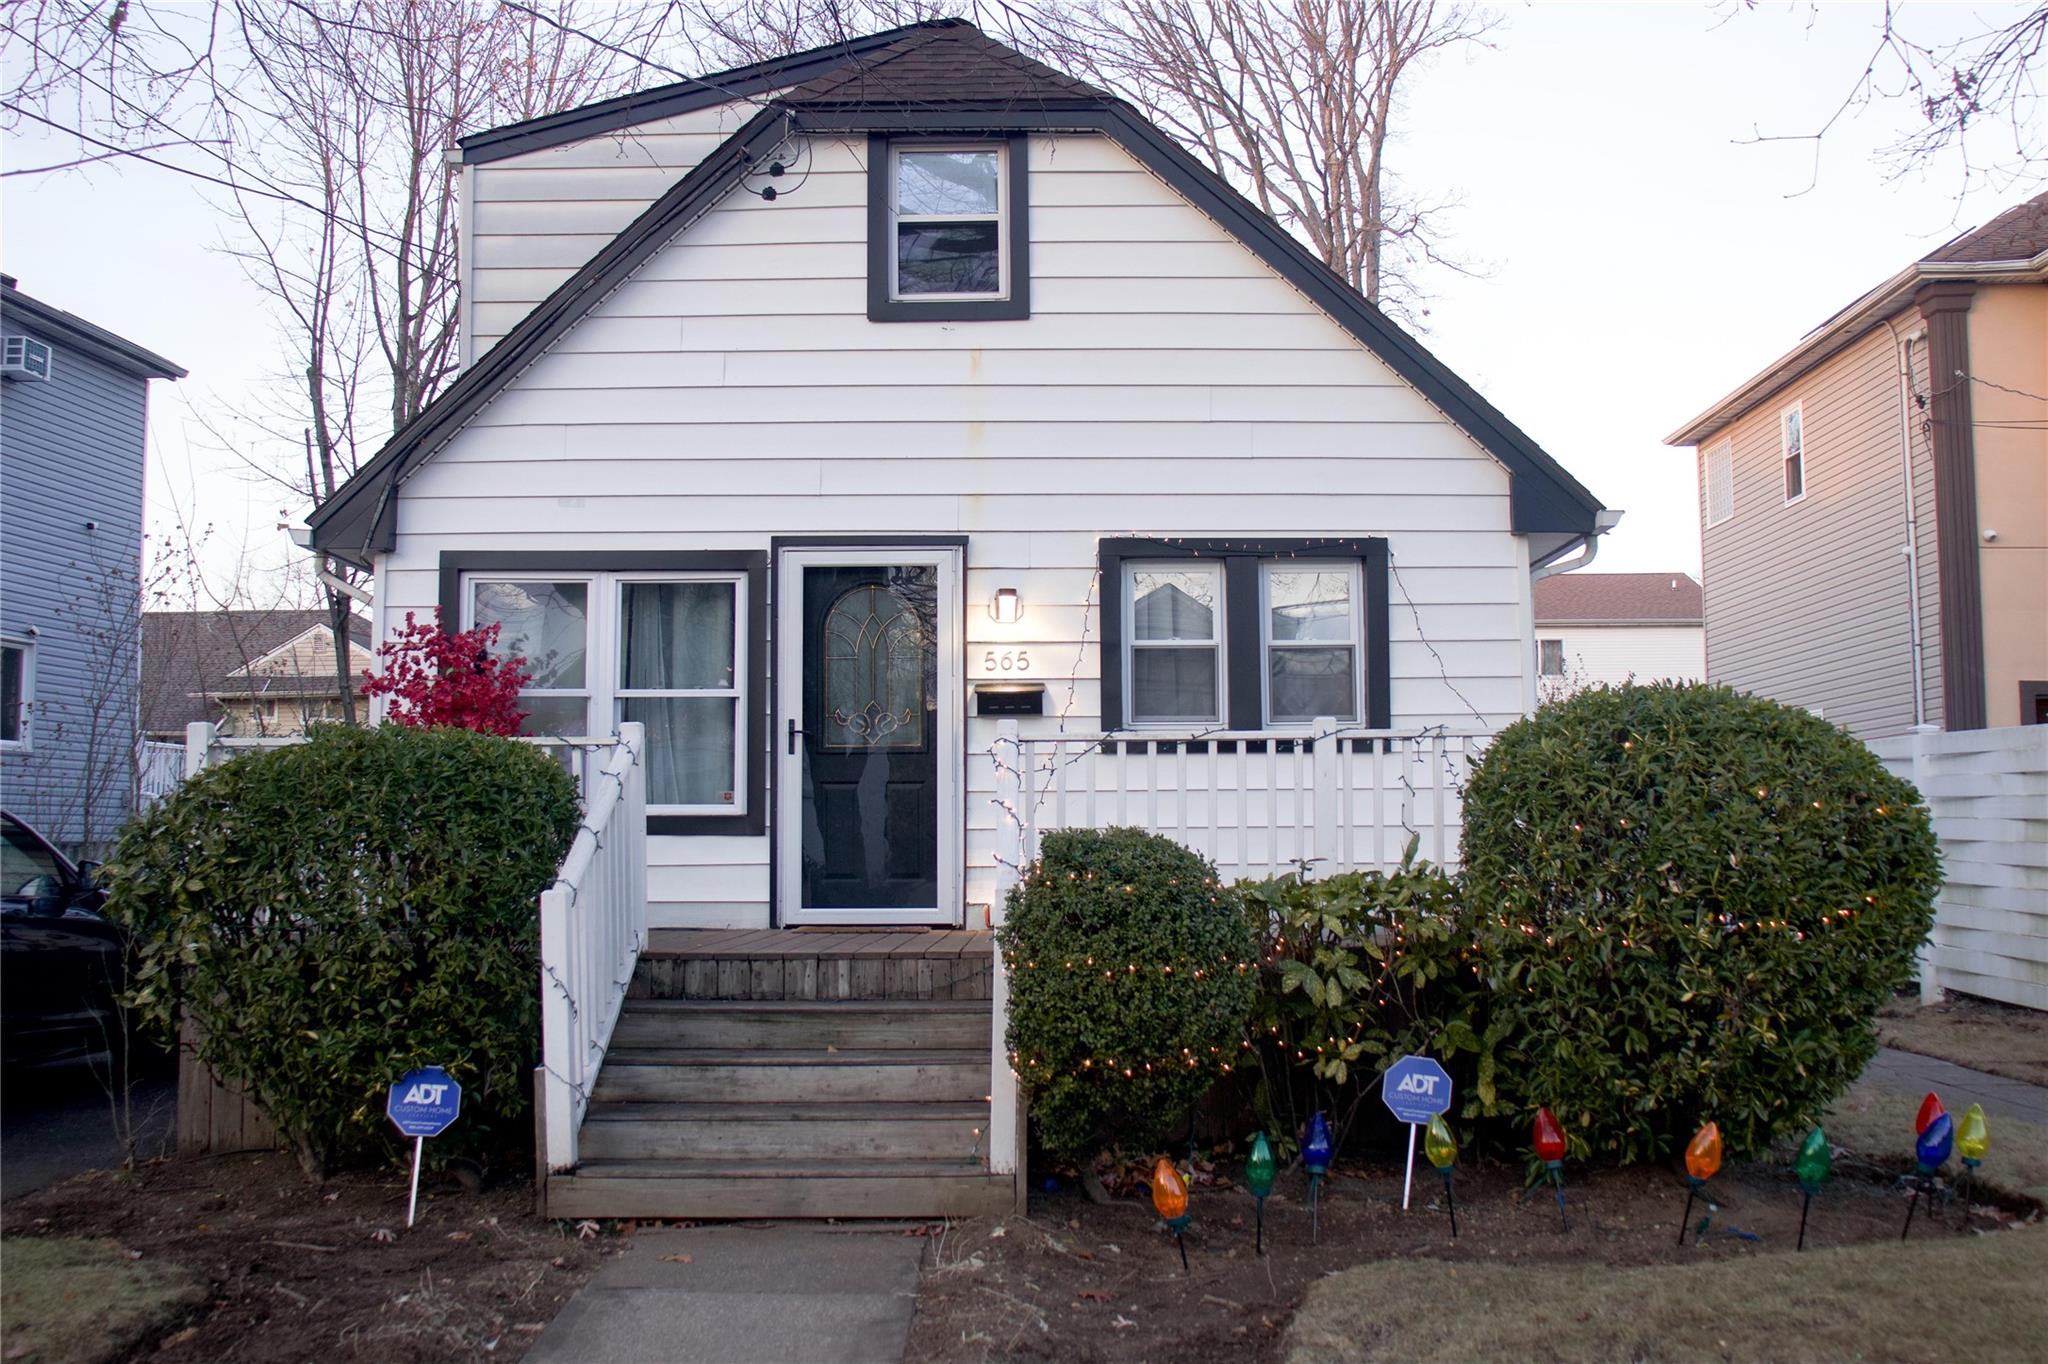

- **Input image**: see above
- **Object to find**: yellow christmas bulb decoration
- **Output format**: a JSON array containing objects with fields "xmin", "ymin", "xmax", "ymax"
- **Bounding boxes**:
[
  {"xmin": 1424, "ymin": 1113, "xmax": 1456, "ymax": 1171},
  {"xmin": 1956, "ymin": 1104, "xmax": 1989, "ymax": 1164}
]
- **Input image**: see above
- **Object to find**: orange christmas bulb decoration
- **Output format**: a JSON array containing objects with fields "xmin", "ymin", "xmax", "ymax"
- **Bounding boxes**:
[
  {"xmin": 1151, "ymin": 1156, "xmax": 1189, "ymax": 1223},
  {"xmin": 1685, "ymin": 1122, "xmax": 1722, "ymax": 1182}
]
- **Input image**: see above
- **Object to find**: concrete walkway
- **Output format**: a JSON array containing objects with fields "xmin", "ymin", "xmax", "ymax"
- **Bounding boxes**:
[
  {"xmin": 526, "ymin": 1225, "xmax": 926, "ymax": 1364},
  {"xmin": 1861, "ymin": 1046, "xmax": 2048, "ymax": 1126}
]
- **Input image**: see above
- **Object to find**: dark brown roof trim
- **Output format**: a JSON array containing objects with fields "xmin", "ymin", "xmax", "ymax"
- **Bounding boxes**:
[
  {"xmin": 313, "ymin": 99, "xmax": 1605, "ymax": 561},
  {"xmin": 456, "ymin": 19, "xmax": 967, "ymax": 165}
]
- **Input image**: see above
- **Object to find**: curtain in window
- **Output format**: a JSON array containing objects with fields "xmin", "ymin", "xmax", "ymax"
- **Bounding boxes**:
[{"xmin": 621, "ymin": 582, "xmax": 736, "ymax": 807}]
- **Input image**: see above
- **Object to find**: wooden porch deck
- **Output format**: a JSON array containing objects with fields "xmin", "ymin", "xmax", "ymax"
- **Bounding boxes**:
[{"xmin": 633, "ymin": 928, "xmax": 995, "ymax": 1002}]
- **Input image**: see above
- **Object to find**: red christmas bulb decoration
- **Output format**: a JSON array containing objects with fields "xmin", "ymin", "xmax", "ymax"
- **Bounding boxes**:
[
  {"xmin": 1533, "ymin": 1107, "xmax": 1566, "ymax": 1164},
  {"xmin": 1914, "ymin": 1092, "xmax": 1944, "ymax": 1135}
]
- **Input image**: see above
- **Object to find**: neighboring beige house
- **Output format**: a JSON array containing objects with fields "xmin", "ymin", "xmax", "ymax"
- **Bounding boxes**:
[
  {"xmin": 1532, "ymin": 572, "xmax": 1703, "ymax": 701},
  {"xmin": 1667, "ymin": 192, "xmax": 2048, "ymax": 739},
  {"xmin": 142, "ymin": 609, "xmax": 372, "ymax": 740}
]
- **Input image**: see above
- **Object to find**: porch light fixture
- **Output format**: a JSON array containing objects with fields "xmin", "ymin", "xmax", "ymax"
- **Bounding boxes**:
[{"xmin": 990, "ymin": 587, "xmax": 1022, "ymax": 624}]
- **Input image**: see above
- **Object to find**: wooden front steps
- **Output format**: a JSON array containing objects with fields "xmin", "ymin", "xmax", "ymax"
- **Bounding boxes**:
[
  {"xmin": 633, "ymin": 928, "xmax": 994, "ymax": 1002},
  {"xmin": 548, "ymin": 942, "xmax": 1011, "ymax": 1220}
]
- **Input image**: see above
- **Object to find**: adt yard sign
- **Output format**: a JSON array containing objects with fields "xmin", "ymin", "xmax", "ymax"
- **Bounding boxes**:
[
  {"xmin": 1381, "ymin": 1055, "xmax": 1452, "ymax": 1125},
  {"xmin": 387, "ymin": 1067, "xmax": 461, "ymax": 1228},
  {"xmin": 388, "ymin": 1067, "xmax": 462, "ymax": 1137},
  {"xmin": 1381, "ymin": 1055, "xmax": 1453, "ymax": 1211}
]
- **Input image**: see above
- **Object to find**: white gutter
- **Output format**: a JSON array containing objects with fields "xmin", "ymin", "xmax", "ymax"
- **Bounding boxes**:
[
  {"xmin": 1531, "ymin": 509, "xmax": 1625, "ymax": 582},
  {"xmin": 1885, "ymin": 317, "xmax": 1930, "ymax": 728}
]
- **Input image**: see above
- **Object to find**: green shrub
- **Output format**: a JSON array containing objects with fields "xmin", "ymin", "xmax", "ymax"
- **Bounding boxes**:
[
  {"xmin": 1461, "ymin": 683, "xmax": 1940, "ymax": 1162},
  {"xmin": 107, "ymin": 725, "xmax": 579, "ymax": 1177},
  {"xmin": 1240, "ymin": 841, "xmax": 1510, "ymax": 1134},
  {"xmin": 1000, "ymin": 827, "xmax": 1257, "ymax": 1162}
]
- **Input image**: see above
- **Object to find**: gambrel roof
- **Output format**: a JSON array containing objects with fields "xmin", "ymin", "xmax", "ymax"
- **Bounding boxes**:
[{"xmin": 311, "ymin": 21, "xmax": 1606, "ymax": 563}]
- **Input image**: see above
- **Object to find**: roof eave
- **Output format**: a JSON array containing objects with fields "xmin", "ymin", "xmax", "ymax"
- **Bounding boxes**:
[
  {"xmin": 0, "ymin": 289, "xmax": 186, "ymax": 380},
  {"xmin": 1665, "ymin": 249, "xmax": 2048, "ymax": 447}
]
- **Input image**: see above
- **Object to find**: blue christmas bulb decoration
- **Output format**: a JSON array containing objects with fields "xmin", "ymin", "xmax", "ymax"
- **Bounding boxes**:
[
  {"xmin": 1915, "ymin": 1112, "xmax": 1954, "ymax": 1173},
  {"xmin": 1303, "ymin": 1111, "xmax": 1333, "ymax": 1174}
]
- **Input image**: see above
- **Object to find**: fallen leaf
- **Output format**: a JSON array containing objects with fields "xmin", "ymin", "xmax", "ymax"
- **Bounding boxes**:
[
  {"xmin": 1078, "ymin": 1290, "xmax": 1110, "ymax": 1302},
  {"xmin": 575, "ymin": 1220, "xmax": 601, "ymax": 1241},
  {"xmin": 514, "ymin": 1324, "xmax": 546, "ymax": 1335},
  {"xmin": 661, "ymin": 1253, "xmax": 692, "ymax": 1263},
  {"xmin": 370, "ymin": 1228, "xmax": 396, "ymax": 1244},
  {"xmin": 158, "ymin": 1326, "xmax": 200, "ymax": 1350},
  {"xmin": 987, "ymin": 1225, "xmax": 1006, "ymax": 1238},
  {"xmin": 1112, "ymin": 1315, "xmax": 1137, "ymax": 1330},
  {"xmin": 447, "ymin": 1231, "xmax": 473, "ymax": 1242}
]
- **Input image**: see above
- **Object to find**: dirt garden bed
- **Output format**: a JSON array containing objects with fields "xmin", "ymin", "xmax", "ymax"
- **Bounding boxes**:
[
  {"xmin": 1, "ymin": 1154, "xmax": 610, "ymax": 1362},
  {"xmin": 905, "ymin": 1148, "xmax": 2040, "ymax": 1364}
]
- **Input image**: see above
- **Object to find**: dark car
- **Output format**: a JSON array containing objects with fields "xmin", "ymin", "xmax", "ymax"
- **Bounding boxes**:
[{"xmin": 1, "ymin": 811, "xmax": 128, "ymax": 1070}]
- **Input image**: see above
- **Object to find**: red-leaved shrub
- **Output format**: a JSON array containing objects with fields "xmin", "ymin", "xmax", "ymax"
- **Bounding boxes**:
[{"xmin": 361, "ymin": 610, "xmax": 531, "ymax": 736}]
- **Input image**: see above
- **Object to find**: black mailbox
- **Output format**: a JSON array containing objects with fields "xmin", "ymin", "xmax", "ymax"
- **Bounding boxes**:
[{"xmin": 976, "ymin": 683, "xmax": 1045, "ymax": 716}]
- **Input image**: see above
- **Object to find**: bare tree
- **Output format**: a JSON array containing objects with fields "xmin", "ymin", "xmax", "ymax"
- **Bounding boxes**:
[{"xmin": 1742, "ymin": 2, "xmax": 2047, "ymax": 197}]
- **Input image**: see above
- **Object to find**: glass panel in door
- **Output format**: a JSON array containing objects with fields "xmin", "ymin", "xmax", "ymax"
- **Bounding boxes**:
[{"xmin": 799, "ymin": 565, "xmax": 939, "ymax": 910}]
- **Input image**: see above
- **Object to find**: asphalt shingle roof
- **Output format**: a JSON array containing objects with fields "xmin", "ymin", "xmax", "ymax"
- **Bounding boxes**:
[
  {"xmin": 1921, "ymin": 190, "xmax": 2048, "ymax": 264},
  {"xmin": 1533, "ymin": 572, "xmax": 1703, "ymax": 624}
]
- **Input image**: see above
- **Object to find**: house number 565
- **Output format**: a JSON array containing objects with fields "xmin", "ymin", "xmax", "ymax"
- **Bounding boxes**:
[{"xmin": 983, "ymin": 650, "xmax": 1030, "ymax": 673}]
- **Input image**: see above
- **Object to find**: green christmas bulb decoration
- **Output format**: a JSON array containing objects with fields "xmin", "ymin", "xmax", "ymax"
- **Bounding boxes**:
[
  {"xmin": 1793, "ymin": 1127, "xmax": 1832, "ymax": 1251},
  {"xmin": 1246, "ymin": 1133, "xmax": 1277, "ymax": 1255}
]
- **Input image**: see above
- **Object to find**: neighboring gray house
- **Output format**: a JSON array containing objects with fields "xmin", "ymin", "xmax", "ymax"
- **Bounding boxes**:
[{"xmin": 0, "ymin": 274, "xmax": 184, "ymax": 854}]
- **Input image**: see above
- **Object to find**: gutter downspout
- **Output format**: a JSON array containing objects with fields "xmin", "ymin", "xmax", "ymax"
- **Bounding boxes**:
[
  {"xmin": 1884, "ymin": 317, "xmax": 1929, "ymax": 729},
  {"xmin": 1531, "ymin": 508, "xmax": 1626, "ymax": 582}
]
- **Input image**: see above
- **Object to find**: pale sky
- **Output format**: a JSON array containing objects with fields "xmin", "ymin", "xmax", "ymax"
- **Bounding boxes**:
[{"xmin": 1, "ymin": 1, "xmax": 2036, "ymax": 591}]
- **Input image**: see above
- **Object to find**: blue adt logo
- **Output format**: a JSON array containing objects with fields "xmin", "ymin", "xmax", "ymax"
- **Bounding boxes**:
[
  {"xmin": 1380, "ymin": 1055, "xmax": 1453, "ymax": 1125},
  {"xmin": 387, "ymin": 1066, "xmax": 462, "ymax": 1139}
]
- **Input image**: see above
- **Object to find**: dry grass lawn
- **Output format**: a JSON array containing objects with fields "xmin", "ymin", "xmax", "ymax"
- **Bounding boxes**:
[
  {"xmin": 0, "ymin": 1236, "xmax": 204, "ymax": 1364},
  {"xmin": 1284, "ymin": 1226, "xmax": 2048, "ymax": 1363},
  {"xmin": 1878, "ymin": 992, "xmax": 2048, "ymax": 1086}
]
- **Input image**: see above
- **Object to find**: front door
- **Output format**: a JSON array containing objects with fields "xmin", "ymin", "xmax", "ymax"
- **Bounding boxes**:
[{"xmin": 776, "ymin": 548, "xmax": 961, "ymax": 925}]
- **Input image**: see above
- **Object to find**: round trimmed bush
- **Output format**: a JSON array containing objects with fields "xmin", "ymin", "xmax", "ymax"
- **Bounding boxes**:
[
  {"xmin": 1461, "ymin": 683, "xmax": 1939, "ymax": 1162},
  {"xmin": 107, "ymin": 725, "xmax": 579, "ymax": 1177},
  {"xmin": 999, "ymin": 827, "xmax": 1257, "ymax": 1162}
]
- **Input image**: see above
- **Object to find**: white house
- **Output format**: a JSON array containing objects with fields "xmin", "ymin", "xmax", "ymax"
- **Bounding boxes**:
[
  {"xmin": 304, "ymin": 21, "xmax": 1612, "ymax": 1219},
  {"xmin": 1532, "ymin": 572, "xmax": 1704, "ymax": 700}
]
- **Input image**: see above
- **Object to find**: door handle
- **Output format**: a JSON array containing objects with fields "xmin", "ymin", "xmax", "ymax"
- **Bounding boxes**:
[{"xmin": 787, "ymin": 718, "xmax": 802, "ymax": 755}]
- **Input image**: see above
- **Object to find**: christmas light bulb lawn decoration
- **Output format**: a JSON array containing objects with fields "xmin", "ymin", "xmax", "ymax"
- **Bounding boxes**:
[
  {"xmin": 1245, "ymin": 1133, "xmax": 1277, "ymax": 1255},
  {"xmin": 1793, "ymin": 1127, "xmax": 1832, "ymax": 1251},
  {"xmin": 1303, "ymin": 1111, "xmax": 1333, "ymax": 1245},
  {"xmin": 1152, "ymin": 1156, "xmax": 1191, "ymax": 1273},
  {"xmin": 1956, "ymin": 1104, "xmax": 1989, "ymax": 1212},
  {"xmin": 1424, "ymin": 1113, "xmax": 1459, "ymax": 1238},
  {"xmin": 1914, "ymin": 1091, "xmax": 1944, "ymax": 1135},
  {"xmin": 1901, "ymin": 1111, "xmax": 1953, "ymax": 1241},
  {"xmin": 1677, "ymin": 1122, "xmax": 1722, "ymax": 1247},
  {"xmin": 1532, "ymin": 1107, "xmax": 1569, "ymax": 1233}
]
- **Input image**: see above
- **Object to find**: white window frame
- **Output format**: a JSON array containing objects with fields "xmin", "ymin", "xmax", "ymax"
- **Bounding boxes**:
[
  {"xmin": 1781, "ymin": 402, "xmax": 1806, "ymax": 505},
  {"xmin": 1123, "ymin": 560, "xmax": 1227, "ymax": 728},
  {"xmin": 1259, "ymin": 560, "xmax": 1363, "ymax": 727},
  {"xmin": 464, "ymin": 572, "xmax": 750, "ymax": 819},
  {"xmin": 1538, "ymin": 638, "xmax": 1566, "ymax": 677},
  {"xmin": 889, "ymin": 142, "xmax": 1009, "ymax": 303},
  {"xmin": 613, "ymin": 572, "xmax": 747, "ymax": 816},
  {"xmin": 1704, "ymin": 440, "xmax": 1734, "ymax": 528},
  {"xmin": 1, "ymin": 637, "xmax": 34, "ymax": 752}
]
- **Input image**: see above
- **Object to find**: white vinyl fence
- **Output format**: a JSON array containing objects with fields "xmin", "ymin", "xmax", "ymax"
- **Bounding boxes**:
[
  {"xmin": 137, "ymin": 740, "xmax": 185, "ymax": 807},
  {"xmin": 1872, "ymin": 725, "xmax": 2048, "ymax": 1011}
]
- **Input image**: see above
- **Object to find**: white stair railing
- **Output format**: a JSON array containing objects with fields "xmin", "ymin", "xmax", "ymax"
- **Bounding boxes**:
[{"xmin": 537, "ymin": 722, "xmax": 647, "ymax": 1173}]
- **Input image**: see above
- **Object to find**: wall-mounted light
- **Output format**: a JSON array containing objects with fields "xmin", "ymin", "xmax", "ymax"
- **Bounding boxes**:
[{"xmin": 990, "ymin": 587, "xmax": 1022, "ymax": 624}]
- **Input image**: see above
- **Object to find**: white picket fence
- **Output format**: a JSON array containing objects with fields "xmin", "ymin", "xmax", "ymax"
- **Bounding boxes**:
[
  {"xmin": 989, "ymin": 717, "xmax": 1484, "ymax": 885},
  {"xmin": 137, "ymin": 740, "xmax": 185, "ymax": 807},
  {"xmin": 180, "ymin": 721, "xmax": 651, "ymax": 1170},
  {"xmin": 1872, "ymin": 725, "xmax": 2048, "ymax": 1011}
]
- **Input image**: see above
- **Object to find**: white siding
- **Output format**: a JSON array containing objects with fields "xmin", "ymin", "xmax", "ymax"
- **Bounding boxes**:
[
  {"xmin": 464, "ymin": 101, "xmax": 762, "ymax": 361},
  {"xmin": 1535, "ymin": 624, "xmax": 1705, "ymax": 698},
  {"xmin": 410, "ymin": 132, "xmax": 1533, "ymax": 927}
]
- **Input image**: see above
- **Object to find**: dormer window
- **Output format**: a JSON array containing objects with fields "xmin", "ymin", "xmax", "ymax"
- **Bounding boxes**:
[{"xmin": 867, "ymin": 134, "xmax": 1029, "ymax": 322}]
